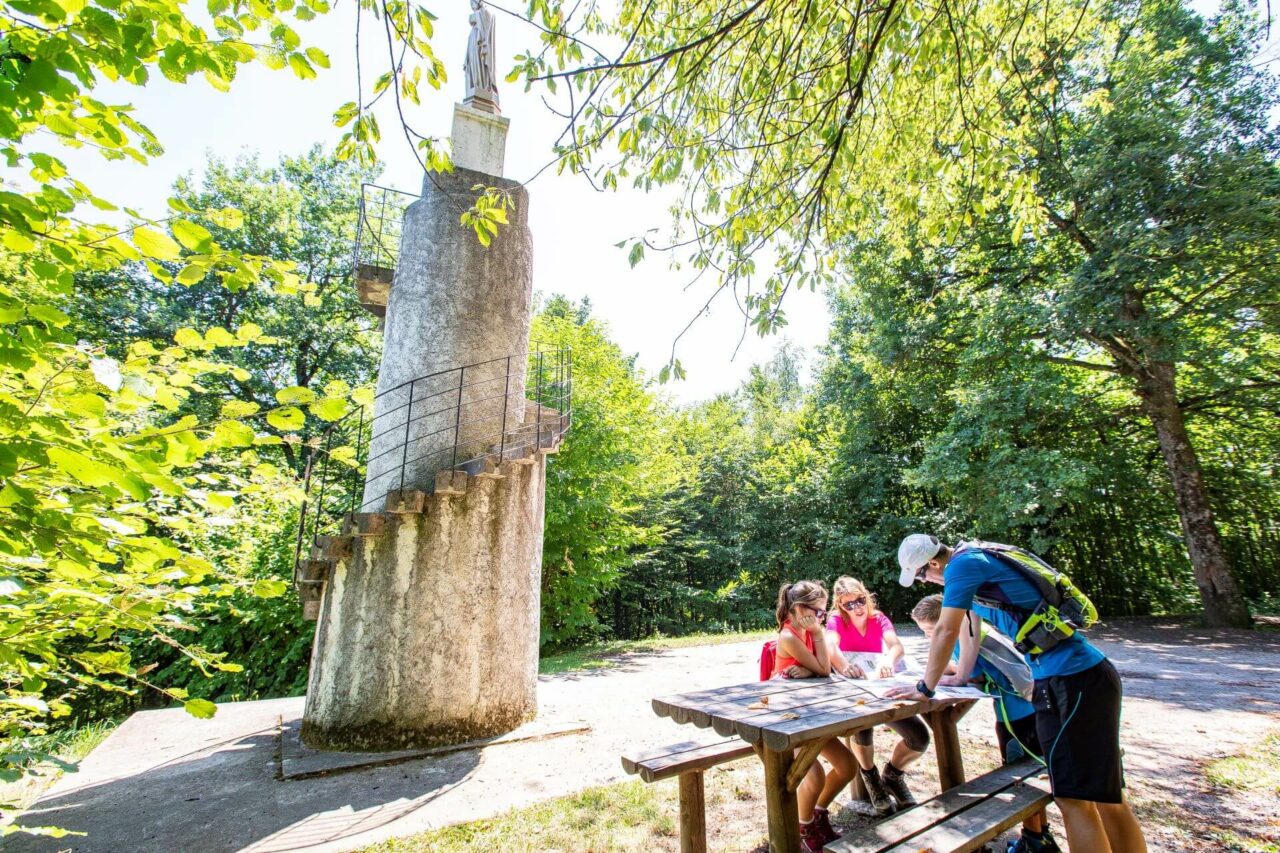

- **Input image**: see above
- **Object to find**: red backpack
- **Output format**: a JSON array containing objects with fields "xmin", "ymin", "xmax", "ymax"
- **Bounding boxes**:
[{"xmin": 759, "ymin": 640, "xmax": 777, "ymax": 681}]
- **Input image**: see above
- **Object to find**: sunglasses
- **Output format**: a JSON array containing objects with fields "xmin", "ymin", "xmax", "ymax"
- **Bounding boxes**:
[
  {"xmin": 840, "ymin": 597, "xmax": 868, "ymax": 611},
  {"xmin": 799, "ymin": 604, "xmax": 827, "ymax": 622}
]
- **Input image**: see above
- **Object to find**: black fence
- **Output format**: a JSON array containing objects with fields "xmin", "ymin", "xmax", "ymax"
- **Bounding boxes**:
[{"xmin": 293, "ymin": 346, "xmax": 572, "ymax": 580}]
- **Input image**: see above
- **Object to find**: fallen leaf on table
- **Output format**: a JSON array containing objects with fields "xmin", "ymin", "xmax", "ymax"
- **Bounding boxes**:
[
  {"xmin": 747, "ymin": 701, "xmax": 768, "ymax": 710},
  {"xmin": 780, "ymin": 712, "xmax": 800, "ymax": 720},
  {"xmin": 855, "ymin": 699, "xmax": 866, "ymax": 706}
]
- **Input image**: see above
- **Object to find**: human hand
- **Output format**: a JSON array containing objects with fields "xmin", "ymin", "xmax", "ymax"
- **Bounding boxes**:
[
  {"xmin": 938, "ymin": 673, "xmax": 968, "ymax": 687},
  {"xmin": 885, "ymin": 684, "xmax": 926, "ymax": 701},
  {"xmin": 783, "ymin": 665, "xmax": 814, "ymax": 679},
  {"xmin": 878, "ymin": 663, "xmax": 894, "ymax": 679},
  {"xmin": 793, "ymin": 611, "xmax": 820, "ymax": 634},
  {"xmin": 848, "ymin": 662, "xmax": 866, "ymax": 679}
]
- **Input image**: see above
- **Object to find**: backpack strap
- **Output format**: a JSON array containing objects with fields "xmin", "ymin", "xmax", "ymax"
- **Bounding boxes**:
[{"xmin": 963, "ymin": 540, "xmax": 1064, "ymax": 608}]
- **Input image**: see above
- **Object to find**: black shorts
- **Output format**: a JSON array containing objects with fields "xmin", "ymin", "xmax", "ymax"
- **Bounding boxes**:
[
  {"xmin": 995, "ymin": 712, "xmax": 1041, "ymax": 765},
  {"xmin": 1034, "ymin": 658, "xmax": 1125, "ymax": 803}
]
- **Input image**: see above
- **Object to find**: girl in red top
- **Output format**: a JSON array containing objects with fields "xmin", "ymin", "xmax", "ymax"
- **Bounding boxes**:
[{"xmin": 772, "ymin": 581, "xmax": 856, "ymax": 853}]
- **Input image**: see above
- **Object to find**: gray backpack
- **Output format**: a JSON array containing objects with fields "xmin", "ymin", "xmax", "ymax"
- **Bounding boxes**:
[{"xmin": 976, "ymin": 623, "xmax": 1034, "ymax": 701}]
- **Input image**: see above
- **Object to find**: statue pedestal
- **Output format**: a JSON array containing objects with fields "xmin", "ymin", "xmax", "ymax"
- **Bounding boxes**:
[{"xmin": 451, "ymin": 103, "xmax": 509, "ymax": 176}]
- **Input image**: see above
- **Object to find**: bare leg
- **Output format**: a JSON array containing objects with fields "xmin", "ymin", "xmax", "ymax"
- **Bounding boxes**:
[
  {"xmin": 818, "ymin": 742, "xmax": 856, "ymax": 809},
  {"xmin": 1098, "ymin": 800, "xmax": 1148, "ymax": 853},
  {"xmin": 1056, "ymin": 797, "xmax": 1112, "ymax": 853},
  {"xmin": 889, "ymin": 739, "xmax": 923, "ymax": 770},
  {"xmin": 1021, "ymin": 808, "xmax": 1046, "ymax": 834},
  {"xmin": 850, "ymin": 740, "xmax": 875, "ymax": 771},
  {"xmin": 797, "ymin": 762, "xmax": 826, "ymax": 822}
]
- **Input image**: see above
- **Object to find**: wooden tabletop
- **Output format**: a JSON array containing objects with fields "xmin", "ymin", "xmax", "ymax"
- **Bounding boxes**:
[{"xmin": 652, "ymin": 676, "xmax": 973, "ymax": 752}]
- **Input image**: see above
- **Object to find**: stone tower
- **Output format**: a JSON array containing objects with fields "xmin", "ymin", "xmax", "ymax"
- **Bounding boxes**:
[{"xmin": 297, "ymin": 21, "xmax": 565, "ymax": 750}]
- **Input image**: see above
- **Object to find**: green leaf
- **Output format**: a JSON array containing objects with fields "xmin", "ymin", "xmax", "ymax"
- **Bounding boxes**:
[
  {"xmin": 266, "ymin": 406, "xmax": 305, "ymax": 431},
  {"xmin": 309, "ymin": 396, "xmax": 348, "ymax": 421},
  {"xmin": 251, "ymin": 579, "xmax": 288, "ymax": 598},
  {"xmin": 184, "ymin": 698, "xmax": 218, "ymax": 719},
  {"xmin": 275, "ymin": 385, "xmax": 315, "ymax": 404},
  {"xmin": 305, "ymin": 47, "xmax": 330, "ymax": 69},
  {"xmin": 172, "ymin": 220, "xmax": 213, "ymax": 251},
  {"xmin": 176, "ymin": 263, "xmax": 207, "ymax": 285},
  {"xmin": 134, "ymin": 227, "xmax": 182, "ymax": 261},
  {"xmin": 28, "ymin": 304, "xmax": 70, "ymax": 328},
  {"xmin": 628, "ymin": 242, "xmax": 645, "ymax": 268},
  {"xmin": 174, "ymin": 328, "xmax": 205, "ymax": 349}
]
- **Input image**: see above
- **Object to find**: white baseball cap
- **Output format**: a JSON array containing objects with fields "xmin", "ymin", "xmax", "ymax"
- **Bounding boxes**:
[{"xmin": 897, "ymin": 534, "xmax": 942, "ymax": 587}]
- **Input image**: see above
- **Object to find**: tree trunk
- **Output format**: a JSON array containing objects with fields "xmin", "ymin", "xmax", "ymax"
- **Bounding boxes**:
[{"xmin": 1134, "ymin": 359, "xmax": 1252, "ymax": 628}]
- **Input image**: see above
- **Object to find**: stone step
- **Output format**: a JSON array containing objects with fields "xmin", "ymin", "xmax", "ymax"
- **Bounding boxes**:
[
  {"xmin": 297, "ymin": 559, "xmax": 333, "ymax": 584},
  {"xmin": 466, "ymin": 457, "xmax": 505, "ymax": 480},
  {"xmin": 384, "ymin": 489, "xmax": 427, "ymax": 514},
  {"xmin": 434, "ymin": 470, "xmax": 468, "ymax": 496},
  {"xmin": 310, "ymin": 534, "xmax": 353, "ymax": 564},
  {"xmin": 342, "ymin": 512, "xmax": 387, "ymax": 537}
]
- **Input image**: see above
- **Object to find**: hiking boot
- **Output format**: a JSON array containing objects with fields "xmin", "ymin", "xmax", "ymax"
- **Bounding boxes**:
[
  {"xmin": 812, "ymin": 806, "xmax": 840, "ymax": 844},
  {"xmin": 882, "ymin": 762, "xmax": 917, "ymax": 809},
  {"xmin": 799, "ymin": 819, "xmax": 827, "ymax": 853},
  {"xmin": 859, "ymin": 765, "xmax": 897, "ymax": 816},
  {"xmin": 1007, "ymin": 828, "xmax": 1062, "ymax": 853}
]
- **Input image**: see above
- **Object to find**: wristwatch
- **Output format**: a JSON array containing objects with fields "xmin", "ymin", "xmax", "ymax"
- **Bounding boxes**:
[{"xmin": 916, "ymin": 679, "xmax": 936, "ymax": 698}]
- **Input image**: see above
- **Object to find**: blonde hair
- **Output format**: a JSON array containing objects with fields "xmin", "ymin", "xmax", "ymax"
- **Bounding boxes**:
[
  {"xmin": 832, "ymin": 576, "xmax": 878, "ymax": 628},
  {"xmin": 775, "ymin": 580, "xmax": 828, "ymax": 629},
  {"xmin": 911, "ymin": 594, "xmax": 944, "ymax": 625}
]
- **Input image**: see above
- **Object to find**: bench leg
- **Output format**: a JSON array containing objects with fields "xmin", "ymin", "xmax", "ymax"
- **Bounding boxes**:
[{"xmin": 678, "ymin": 770, "xmax": 707, "ymax": 853}]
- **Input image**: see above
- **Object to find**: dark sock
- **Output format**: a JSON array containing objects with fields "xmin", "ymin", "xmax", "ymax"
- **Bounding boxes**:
[{"xmin": 883, "ymin": 763, "xmax": 903, "ymax": 779}]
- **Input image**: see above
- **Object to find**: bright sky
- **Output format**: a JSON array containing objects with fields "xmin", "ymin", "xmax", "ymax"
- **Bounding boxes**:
[{"xmin": 55, "ymin": 1, "xmax": 831, "ymax": 404}]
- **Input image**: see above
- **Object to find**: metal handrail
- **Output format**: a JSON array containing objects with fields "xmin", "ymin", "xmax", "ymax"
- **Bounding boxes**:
[
  {"xmin": 292, "ymin": 347, "xmax": 572, "ymax": 584},
  {"xmin": 352, "ymin": 183, "xmax": 419, "ymax": 279}
]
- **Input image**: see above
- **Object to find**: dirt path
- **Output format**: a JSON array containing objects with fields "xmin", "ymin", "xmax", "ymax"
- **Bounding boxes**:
[{"xmin": 10, "ymin": 619, "xmax": 1279, "ymax": 852}]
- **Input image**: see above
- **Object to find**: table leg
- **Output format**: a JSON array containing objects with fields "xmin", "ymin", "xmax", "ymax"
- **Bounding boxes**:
[
  {"xmin": 762, "ymin": 747, "xmax": 801, "ymax": 853},
  {"xmin": 926, "ymin": 706, "xmax": 966, "ymax": 791}
]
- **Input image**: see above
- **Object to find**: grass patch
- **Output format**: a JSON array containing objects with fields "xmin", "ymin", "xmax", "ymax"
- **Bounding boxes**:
[
  {"xmin": 1, "ymin": 720, "xmax": 118, "ymax": 813},
  {"xmin": 1205, "ymin": 733, "xmax": 1280, "ymax": 794},
  {"xmin": 539, "ymin": 629, "xmax": 773, "ymax": 676},
  {"xmin": 361, "ymin": 779, "xmax": 677, "ymax": 853}
]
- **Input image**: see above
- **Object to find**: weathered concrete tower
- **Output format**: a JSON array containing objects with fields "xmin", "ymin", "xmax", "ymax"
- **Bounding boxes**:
[{"xmin": 299, "ymin": 8, "xmax": 563, "ymax": 751}]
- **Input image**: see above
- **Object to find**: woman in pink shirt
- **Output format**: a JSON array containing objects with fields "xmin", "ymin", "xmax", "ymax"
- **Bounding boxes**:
[{"xmin": 826, "ymin": 577, "xmax": 930, "ymax": 815}]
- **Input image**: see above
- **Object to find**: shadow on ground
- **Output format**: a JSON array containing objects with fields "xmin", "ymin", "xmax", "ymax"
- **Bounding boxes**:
[{"xmin": 9, "ymin": 701, "xmax": 481, "ymax": 853}]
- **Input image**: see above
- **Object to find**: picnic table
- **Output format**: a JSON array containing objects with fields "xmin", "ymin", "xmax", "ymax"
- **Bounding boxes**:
[{"xmin": 650, "ymin": 674, "xmax": 979, "ymax": 853}]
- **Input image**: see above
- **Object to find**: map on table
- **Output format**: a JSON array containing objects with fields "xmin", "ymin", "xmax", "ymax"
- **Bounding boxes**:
[
  {"xmin": 841, "ymin": 651, "xmax": 919, "ymax": 676},
  {"xmin": 846, "ymin": 669, "xmax": 991, "ymax": 701}
]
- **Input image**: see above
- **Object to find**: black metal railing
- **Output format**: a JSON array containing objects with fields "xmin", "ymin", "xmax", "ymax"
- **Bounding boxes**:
[
  {"xmin": 293, "ymin": 345, "xmax": 572, "ymax": 579},
  {"xmin": 352, "ymin": 182, "xmax": 419, "ymax": 276}
]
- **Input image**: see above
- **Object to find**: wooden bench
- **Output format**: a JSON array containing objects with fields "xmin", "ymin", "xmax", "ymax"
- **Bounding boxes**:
[
  {"xmin": 621, "ymin": 738, "xmax": 756, "ymax": 853},
  {"xmin": 825, "ymin": 759, "xmax": 1053, "ymax": 853}
]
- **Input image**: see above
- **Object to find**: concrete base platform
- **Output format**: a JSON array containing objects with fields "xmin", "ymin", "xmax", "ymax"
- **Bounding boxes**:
[{"xmin": 280, "ymin": 716, "xmax": 588, "ymax": 780}]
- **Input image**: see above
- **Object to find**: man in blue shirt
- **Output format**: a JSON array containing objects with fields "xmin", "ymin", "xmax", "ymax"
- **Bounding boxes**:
[{"xmin": 887, "ymin": 534, "xmax": 1147, "ymax": 853}]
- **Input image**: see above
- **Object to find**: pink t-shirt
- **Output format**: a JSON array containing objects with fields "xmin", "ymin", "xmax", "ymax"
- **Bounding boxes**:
[{"xmin": 826, "ymin": 612, "xmax": 896, "ymax": 654}]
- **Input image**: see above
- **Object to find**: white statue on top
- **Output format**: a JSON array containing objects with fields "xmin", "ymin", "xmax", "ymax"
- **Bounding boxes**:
[{"xmin": 464, "ymin": 0, "xmax": 499, "ymax": 113}]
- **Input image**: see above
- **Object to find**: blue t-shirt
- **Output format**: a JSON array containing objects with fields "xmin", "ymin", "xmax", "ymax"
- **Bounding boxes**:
[{"xmin": 941, "ymin": 547, "xmax": 1104, "ymax": 679}]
